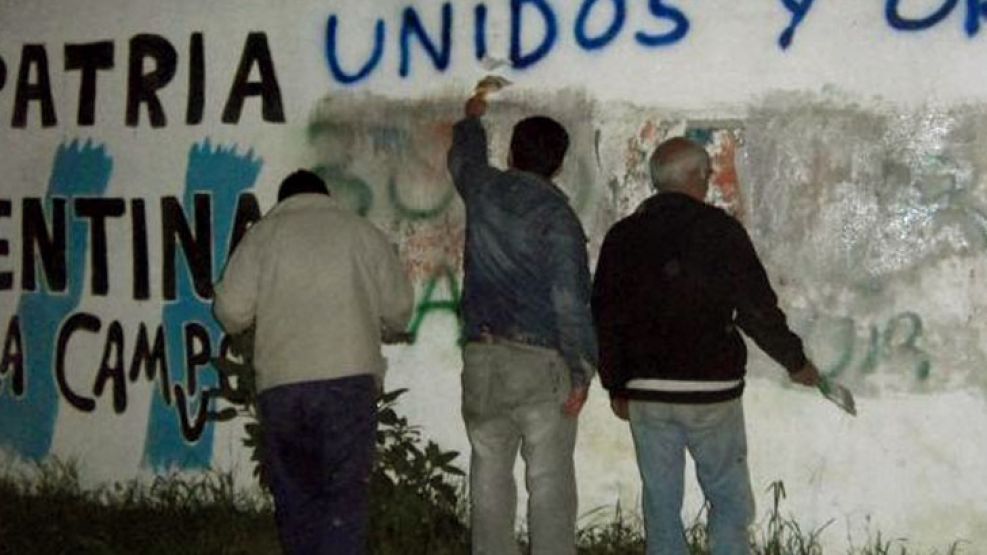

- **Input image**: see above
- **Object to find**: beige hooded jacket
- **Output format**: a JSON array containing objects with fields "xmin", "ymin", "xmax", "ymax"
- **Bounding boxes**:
[{"xmin": 213, "ymin": 194, "xmax": 414, "ymax": 392}]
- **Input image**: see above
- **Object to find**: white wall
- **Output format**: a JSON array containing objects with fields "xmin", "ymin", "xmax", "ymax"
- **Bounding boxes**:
[{"xmin": 1, "ymin": 0, "xmax": 985, "ymax": 550}]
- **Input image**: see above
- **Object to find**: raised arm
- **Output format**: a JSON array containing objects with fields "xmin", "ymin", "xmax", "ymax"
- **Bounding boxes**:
[{"xmin": 447, "ymin": 95, "xmax": 500, "ymax": 199}]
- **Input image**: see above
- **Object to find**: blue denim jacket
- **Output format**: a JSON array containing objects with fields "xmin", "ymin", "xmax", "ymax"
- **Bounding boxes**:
[{"xmin": 448, "ymin": 117, "xmax": 598, "ymax": 386}]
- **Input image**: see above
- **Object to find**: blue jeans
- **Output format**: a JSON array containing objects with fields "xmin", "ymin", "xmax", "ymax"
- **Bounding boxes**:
[
  {"xmin": 462, "ymin": 342, "xmax": 578, "ymax": 555},
  {"xmin": 258, "ymin": 375, "xmax": 377, "ymax": 555},
  {"xmin": 629, "ymin": 398, "xmax": 755, "ymax": 555}
]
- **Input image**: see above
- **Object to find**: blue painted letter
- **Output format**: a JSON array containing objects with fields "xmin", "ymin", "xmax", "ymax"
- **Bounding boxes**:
[
  {"xmin": 511, "ymin": 0, "xmax": 558, "ymax": 69},
  {"xmin": 475, "ymin": 4, "xmax": 489, "ymax": 61},
  {"xmin": 400, "ymin": 3, "xmax": 453, "ymax": 78},
  {"xmin": 575, "ymin": 0, "xmax": 626, "ymax": 50},
  {"xmin": 325, "ymin": 15, "xmax": 385, "ymax": 84},
  {"xmin": 886, "ymin": 0, "xmax": 958, "ymax": 30},
  {"xmin": 779, "ymin": 0, "xmax": 815, "ymax": 49},
  {"xmin": 635, "ymin": 0, "xmax": 689, "ymax": 47},
  {"xmin": 964, "ymin": 0, "xmax": 987, "ymax": 35}
]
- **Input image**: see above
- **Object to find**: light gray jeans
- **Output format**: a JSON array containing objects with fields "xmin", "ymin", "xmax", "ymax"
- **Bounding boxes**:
[
  {"xmin": 461, "ymin": 341, "xmax": 578, "ymax": 555},
  {"xmin": 629, "ymin": 398, "xmax": 756, "ymax": 555}
]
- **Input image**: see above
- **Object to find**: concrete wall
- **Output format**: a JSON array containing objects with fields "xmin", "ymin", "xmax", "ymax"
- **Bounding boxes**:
[{"xmin": 1, "ymin": 0, "xmax": 985, "ymax": 549}]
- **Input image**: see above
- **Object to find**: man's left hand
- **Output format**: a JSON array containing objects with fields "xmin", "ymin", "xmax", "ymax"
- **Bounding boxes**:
[
  {"xmin": 563, "ymin": 385, "xmax": 589, "ymax": 418},
  {"xmin": 790, "ymin": 361, "xmax": 821, "ymax": 387}
]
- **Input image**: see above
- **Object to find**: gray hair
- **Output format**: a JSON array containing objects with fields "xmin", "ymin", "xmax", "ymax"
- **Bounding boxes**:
[{"xmin": 649, "ymin": 141, "xmax": 711, "ymax": 192}]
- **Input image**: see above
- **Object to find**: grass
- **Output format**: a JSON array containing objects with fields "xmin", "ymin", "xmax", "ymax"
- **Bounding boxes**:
[
  {"xmin": 0, "ymin": 459, "xmax": 968, "ymax": 554},
  {"xmin": 0, "ymin": 459, "xmax": 278, "ymax": 555},
  {"xmin": 573, "ymin": 480, "xmax": 967, "ymax": 555}
]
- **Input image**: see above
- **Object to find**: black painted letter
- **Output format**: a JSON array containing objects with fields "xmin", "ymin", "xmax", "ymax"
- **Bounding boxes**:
[
  {"xmin": 56, "ymin": 312, "xmax": 99, "ymax": 412},
  {"xmin": 173, "ymin": 322, "xmax": 213, "ymax": 442},
  {"xmin": 222, "ymin": 33, "xmax": 285, "ymax": 124},
  {"xmin": 12, "ymin": 45, "xmax": 57, "ymax": 128},
  {"xmin": 131, "ymin": 199, "xmax": 150, "ymax": 300},
  {"xmin": 129, "ymin": 323, "xmax": 170, "ymax": 405},
  {"xmin": 187, "ymin": 32, "xmax": 205, "ymax": 125},
  {"xmin": 21, "ymin": 197, "xmax": 67, "ymax": 292},
  {"xmin": 65, "ymin": 42, "xmax": 115, "ymax": 126},
  {"xmin": 183, "ymin": 322, "xmax": 211, "ymax": 396},
  {"xmin": 126, "ymin": 34, "xmax": 177, "ymax": 127},
  {"xmin": 161, "ymin": 195, "xmax": 213, "ymax": 300},
  {"xmin": 93, "ymin": 320, "xmax": 126, "ymax": 413},
  {"xmin": 75, "ymin": 198, "xmax": 126, "ymax": 296},
  {"xmin": 0, "ymin": 199, "xmax": 11, "ymax": 290},
  {"xmin": 1, "ymin": 316, "xmax": 24, "ymax": 397}
]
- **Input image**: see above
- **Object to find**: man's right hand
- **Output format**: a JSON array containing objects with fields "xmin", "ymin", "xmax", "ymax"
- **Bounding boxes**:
[
  {"xmin": 464, "ymin": 94, "xmax": 487, "ymax": 118},
  {"xmin": 790, "ymin": 361, "xmax": 821, "ymax": 387},
  {"xmin": 610, "ymin": 397, "xmax": 629, "ymax": 421},
  {"xmin": 563, "ymin": 385, "xmax": 589, "ymax": 418}
]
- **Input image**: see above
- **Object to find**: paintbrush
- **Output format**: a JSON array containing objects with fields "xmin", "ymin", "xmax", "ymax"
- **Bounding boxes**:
[
  {"xmin": 818, "ymin": 375, "xmax": 857, "ymax": 416},
  {"xmin": 474, "ymin": 75, "xmax": 512, "ymax": 97}
]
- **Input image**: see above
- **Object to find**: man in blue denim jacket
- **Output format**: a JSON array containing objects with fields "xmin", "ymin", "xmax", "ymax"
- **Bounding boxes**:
[{"xmin": 448, "ymin": 93, "xmax": 598, "ymax": 555}]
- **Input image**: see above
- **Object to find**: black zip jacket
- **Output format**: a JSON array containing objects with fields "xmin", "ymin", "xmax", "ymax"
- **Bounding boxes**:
[{"xmin": 591, "ymin": 193, "xmax": 807, "ymax": 404}]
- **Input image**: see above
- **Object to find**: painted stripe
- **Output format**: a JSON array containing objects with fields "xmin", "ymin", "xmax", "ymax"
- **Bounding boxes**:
[
  {"xmin": 0, "ymin": 140, "xmax": 113, "ymax": 461},
  {"xmin": 142, "ymin": 140, "xmax": 261, "ymax": 470}
]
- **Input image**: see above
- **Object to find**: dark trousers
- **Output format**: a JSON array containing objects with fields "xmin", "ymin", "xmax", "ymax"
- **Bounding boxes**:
[{"xmin": 258, "ymin": 374, "xmax": 377, "ymax": 555}]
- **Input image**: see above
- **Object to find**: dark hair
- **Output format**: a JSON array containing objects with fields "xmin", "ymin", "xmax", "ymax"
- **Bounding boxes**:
[
  {"xmin": 509, "ymin": 116, "xmax": 569, "ymax": 178},
  {"xmin": 277, "ymin": 170, "xmax": 330, "ymax": 202}
]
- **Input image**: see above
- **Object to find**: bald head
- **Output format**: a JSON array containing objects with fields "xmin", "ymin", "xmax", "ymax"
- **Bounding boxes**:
[{"xmin": 648, "ymin": 137, "xmax": 712, "ymax": 200}]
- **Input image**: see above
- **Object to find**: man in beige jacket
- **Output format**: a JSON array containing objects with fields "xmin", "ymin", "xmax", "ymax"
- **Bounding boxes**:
[{"xmin": 214, "ymin": 169, "xmax": 413, "ymax": 554}]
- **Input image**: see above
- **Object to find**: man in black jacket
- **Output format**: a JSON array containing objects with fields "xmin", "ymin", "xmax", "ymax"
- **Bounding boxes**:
[{"xmin": 591, "ymin": 137, "xmax": 820, "ymax": 555}]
